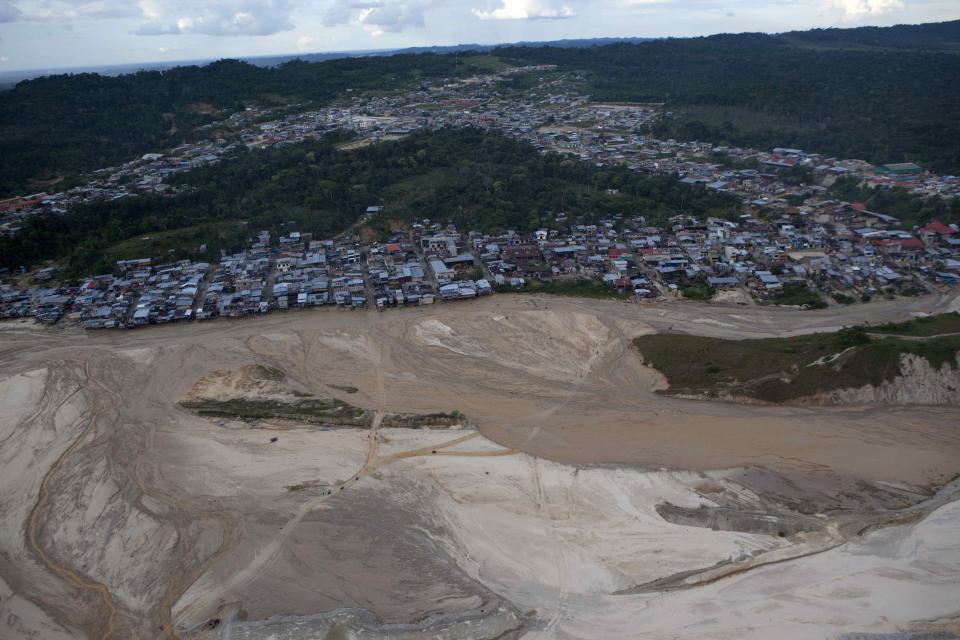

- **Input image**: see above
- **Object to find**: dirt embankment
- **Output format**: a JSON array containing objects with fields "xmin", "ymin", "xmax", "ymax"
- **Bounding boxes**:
[
  {"xmin": 806, "ymin": 353, "xmax": 960, "ymax": 405},
  {"xmin": 180, "ymin": 364, "xmax": 373, "ymax": 427},
  {"xmin": 634, "ymin": 329, "xmax": 960, "ymax": 407},
  {"xmin": 670, "ymin": 353, "xmax": 960, "ymax": 407}
]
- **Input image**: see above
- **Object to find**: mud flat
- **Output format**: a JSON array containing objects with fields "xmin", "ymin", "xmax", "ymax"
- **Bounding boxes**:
[{"xmin": 0, "ymin": 293, "xmax": 958, "ymax": 639}]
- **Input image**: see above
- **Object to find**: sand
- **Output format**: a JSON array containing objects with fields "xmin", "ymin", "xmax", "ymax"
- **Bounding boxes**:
[{"xmin": 0, "ymin": 292, "xmax": 958, "ymax": 639}]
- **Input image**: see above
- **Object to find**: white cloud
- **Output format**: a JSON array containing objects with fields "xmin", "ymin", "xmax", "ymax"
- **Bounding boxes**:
[
  {"xmin": 135, "ymin": 0, "xmax": 295, "ymax": 36},
  {"xmin": 12, "ymin": 0, "xmax": 141, "ymax": 21},
  {"xmin": 296, "ymin": 34, "xmax": 316, "ymax": 50},
  {"xmin": 472, "ymin": 0, "xmax": 575, "ymax": 20},
  {"xmin": 323, "ymin": 0, "xmax": 436, "ymax": 37},
  {"xmin": 0, "ymin": 55, "xmax": 9, "ymax": 63},
  {"xmin": 824, "ymin": 0, "xmax": 904, "ymax": 18}
]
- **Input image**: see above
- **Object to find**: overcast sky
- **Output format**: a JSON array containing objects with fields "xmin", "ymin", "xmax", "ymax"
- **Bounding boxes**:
[{"xmin": 0, "ymin": 0, "xmax": 958, "ymax": 71}]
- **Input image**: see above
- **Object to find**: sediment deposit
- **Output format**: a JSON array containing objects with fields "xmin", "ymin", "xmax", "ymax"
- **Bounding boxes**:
[{"xmin": 1, "ymin": 293, "xmax": 958, "ymax": 639}]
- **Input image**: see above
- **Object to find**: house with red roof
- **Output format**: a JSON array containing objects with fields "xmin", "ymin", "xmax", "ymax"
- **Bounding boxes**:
[
  {"xmin": 608, "ymin": 247, "xmax": 628, "ymax": 260},
  {"xmin": 873, "ymin": 238, "xmax": 925, "ymax": 261},
  {"xmin": 918, "ymin": 220, "xmax": 956, "ymax": 237}
]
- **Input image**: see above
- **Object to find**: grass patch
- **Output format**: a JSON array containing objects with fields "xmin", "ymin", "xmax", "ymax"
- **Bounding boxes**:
[
  {"xmin": 680, "ymin": 281, "xmax": 715, "ymax": 301},
  {"xmin": 633, "ymin": 327, "xmax": 960, "ymax": 403},
  {"xmin": 461, "ymin": 55, "xmax": 511, "ymax": 73},
  {"xmin": 380, "ymin": 410, "xmax": 469, "ymax": 429},
  {"xmin": 830, "ymin": 291, "xmax": 856, "ymax": 305},
  {"xmin": 328, "ymin": 384, "xmax": 359, "ymax": 394},
  {"xmin": 872, "ymin": 312, "xmax": 960, "ymax": 337},
  {"xmin": 768, "ymin": 282, "xmax": 827, "ymax": 309},
  {"xmin": 180, "ymin": 397, "xmax": 372, "ymax": 427},
  {"xmin": 495, "ymin": 278, "xmax": 630, "ymax": 300},
  {"xmin": 251, "ymin": 364, "xmax": 285, "ymax": 381},
  {"xmin": 104, "ymin": 222, "xmax": 246, "ymax": 265}
]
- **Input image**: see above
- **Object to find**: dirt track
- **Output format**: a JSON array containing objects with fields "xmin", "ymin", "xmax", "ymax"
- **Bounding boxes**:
[{"xmin": 1, "ymin": 293, "xmax": 958, "ymax": 639}]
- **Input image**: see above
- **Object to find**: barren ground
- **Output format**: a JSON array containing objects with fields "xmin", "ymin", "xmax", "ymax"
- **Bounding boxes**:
[{"xmin": 1, "ymin": 293, "xmax": 958, "ymax": 639}]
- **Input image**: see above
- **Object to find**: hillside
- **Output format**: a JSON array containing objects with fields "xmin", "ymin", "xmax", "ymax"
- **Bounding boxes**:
[
  {"xmin": 0, "ymin": 129, "xmax": 737, "ymax": 275},
  {"xmin": 0, "ymin": 55, "xmax": 476, "ymax": 197},
  {"xmin": 498, "ymin": 20, "xmax": 960, "ymax": 173},
  {"xmin": 1, "ymin": 21, "xmax": 959, "ymax": 197}
]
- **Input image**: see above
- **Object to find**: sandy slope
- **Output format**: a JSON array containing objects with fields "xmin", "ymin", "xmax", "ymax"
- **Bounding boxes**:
[{"xmin": 0, "ymin": 293, "xmax": 957, "ymax": 639}]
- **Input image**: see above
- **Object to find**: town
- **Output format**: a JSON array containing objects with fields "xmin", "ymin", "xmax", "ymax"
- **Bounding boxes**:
[{"xmin": 2, "ymin": 63, "xmax": 959, "ymax": 327}]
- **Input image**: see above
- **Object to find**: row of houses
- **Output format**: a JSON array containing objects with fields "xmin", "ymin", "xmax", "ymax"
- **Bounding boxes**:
[
  {"xmin": 409, "ymin": 203, "xmax": 960, "ymax": 303},
  {"xmin": 367, "ymin": 239, "xmax": 437, "ymax": 308},
  {"xmin": 4, "ymin": 200, "xmax": 958, "ymax": 328},
  {"xmin": 0, "ymin": 259, "xmax": 212, "ymax": 328}
]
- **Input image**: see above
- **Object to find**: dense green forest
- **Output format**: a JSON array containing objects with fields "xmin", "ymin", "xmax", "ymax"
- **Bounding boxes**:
[
  {"xmin": 0, "ymin": 129, "xmax": 737, "ymax": 275},
  {"xmin": 0, "ymin": 55, "xmax": 478, "ymax": 197},
  {"xmin": 1, "ymin": 21, "xmax": 959, "ymax": 197},
  {"xmin": 498, "ymin": 21, "xmax": 960, "ymax": 172}
]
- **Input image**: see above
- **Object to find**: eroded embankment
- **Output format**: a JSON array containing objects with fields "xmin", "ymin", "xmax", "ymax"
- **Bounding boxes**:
[
  {"xmin": 633, "ymin": 328, "xmax": 960, "ymax": 406},
  {"xmin": 179, "ymin": 364, "xmax": 470, "ymax": 429},
  {"xmin": 625, "ymin": 476, "xmax": 960, "ymax": 596}
]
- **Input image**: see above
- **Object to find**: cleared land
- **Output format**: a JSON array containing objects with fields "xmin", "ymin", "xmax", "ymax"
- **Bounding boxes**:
[
  {"xmin": 1, "ymin": 292, "xmax": 959, "ymax": 639},
  {"xmin": 874, "ymin": 311, "xmax": 960, "ymax": 337}
]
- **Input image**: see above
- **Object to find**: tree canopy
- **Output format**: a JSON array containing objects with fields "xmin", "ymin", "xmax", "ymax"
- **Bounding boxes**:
[
  {"xmin": 498, "ymin": 21, "xmax": 960, "ymax": 172},
  {"xmin": 1, "ymin": 129, "xmax": 738, "ymax": 275},
  {"xmin": 0, "ymin": 55, "xmax": 475, "ymax": 197}
]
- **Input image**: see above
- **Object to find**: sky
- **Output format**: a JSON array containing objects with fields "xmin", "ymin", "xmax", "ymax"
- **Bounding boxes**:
[{"xmin": 0, "ymin": 0, "xmax": 958, "ymax": 71}]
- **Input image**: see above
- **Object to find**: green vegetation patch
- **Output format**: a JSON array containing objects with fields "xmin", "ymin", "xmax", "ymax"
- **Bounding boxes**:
[
  {"xmin": 251, "ymin": 364, "xmax": 285, "ymax": 381},
  {"xmin": 767, "ymin": 282, "xmax": 827, "ymax": 309},
  {"xmin": 829, "ymin": 176, "xmax": 960, "ymax": 228},
  {"xmin": 460, "ymin": 55, "xmax": 511, "ymax": 72},
  {"xmin": 633, "ymin": 327, "xmax": 960, "ymax": 403},
  {"xmin": 830, "ymin": 291, "xmax": 856, "ymax": 305},
  {"xmin": 380, "ymin": 410, "xmax": 468, "ymax": 429},
  {"xmin": 499, "ymin": 24, "xmax": 960, "ymax": 173},
  {"xmin": 679, "ymin": 280, "xmax": 714, "ymax": 301},
  {"xmin": 104, "ymin": 222, "xmax": 247, "ymax": 265},
  {"xmin": 180, "ymin": 397, "xmax": 372, "ymax": 427},
  {"xmin": 2, "ymin": 129, "xmax": 737, "ymax": 275},
  {"xmin": 0, "ymin": 54, "xmax": 501, "ymax": 197},
  {"xmin": 872, "ymin": 312, "xmax": 960, "ymax": 337},
  {"xmin": 495, "ymin": 278, "xmax": 630, "ymax": 300}
]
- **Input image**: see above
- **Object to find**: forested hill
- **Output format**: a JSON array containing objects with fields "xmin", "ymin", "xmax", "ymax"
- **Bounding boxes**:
[
  {"xmin": 0, "ymin": 54, "xmax": 474, "ymax": 197},
  {"xmin": 782, "ymin": 20, "xmax": 960, "ymax": 50},
  {"xmin": 1, "ymin": 20, "xmax": 959, "ymax": 198},
  {"xmin": 0, "ymin": 129, "xmax": 737, "ymax": 275},
  {"xmin": 497, "ymin": 20, "xmax": 960, "ymax": 173}
]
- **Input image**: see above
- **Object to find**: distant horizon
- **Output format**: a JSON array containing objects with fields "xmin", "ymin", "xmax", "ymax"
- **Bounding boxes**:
[
  {"xmin": 1, "ymin": 0, "xmax": 958, "ymax": 74},
  {"xmin": 0, "ymin": 36, "xmax": 640, "ymax": 77},
  {"xmin": 1, "ymin": 17, "xmax": 957, "ymax": 80}
]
